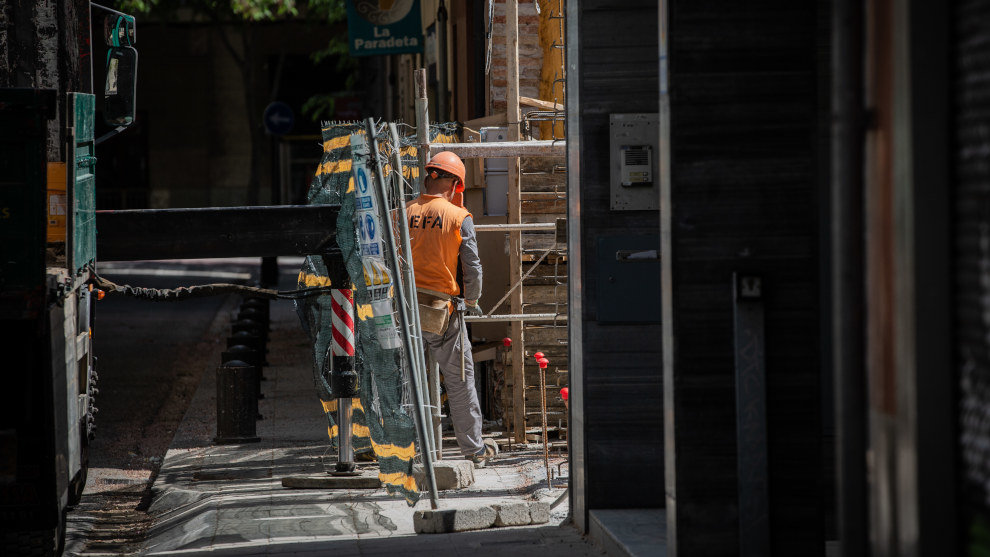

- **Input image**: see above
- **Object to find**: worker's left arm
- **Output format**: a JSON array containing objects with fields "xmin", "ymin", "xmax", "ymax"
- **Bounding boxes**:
[{"xmin": 459, "ymin": 215, "xmax": 483, "ymax": 303}]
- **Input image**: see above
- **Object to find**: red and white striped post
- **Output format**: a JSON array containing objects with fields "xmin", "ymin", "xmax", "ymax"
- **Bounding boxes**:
[
  {"xmin": 330, "ymin": 287, "xmax": 359, "ymax": 475},
  {"xmin": 331, "ymin": 288, "xmax": 355, "ymax": 359}
]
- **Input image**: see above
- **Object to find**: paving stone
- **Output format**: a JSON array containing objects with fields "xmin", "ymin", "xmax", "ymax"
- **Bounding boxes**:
[
  {"xmin": 280, "ymin": 475, "xmax": 381, "ymax": 489},
  {"xmin": 412, "ymin": 461, "xmax": 475, "ymax": 490},
  {"xmin": 529, "ymin": 501, "xmax": 551, "ymax": 524},
  {"xmin": 413, "ymin": 506, "xmax": 497, "ymax": 534},
  {"xmin": 493, "ymin": 502, "xmax": 532, "ymax": 527}
]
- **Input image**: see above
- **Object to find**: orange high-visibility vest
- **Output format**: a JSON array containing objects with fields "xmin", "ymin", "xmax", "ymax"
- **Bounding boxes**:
[{"xmin": 406, "ymin": 194, "xmax": 471, "ymax": 298}]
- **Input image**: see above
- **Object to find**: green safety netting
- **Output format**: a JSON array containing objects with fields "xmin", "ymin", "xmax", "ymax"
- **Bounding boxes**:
[{"xmin": 295, "ymin": 121, "xmax": 460, "ymax": 504}]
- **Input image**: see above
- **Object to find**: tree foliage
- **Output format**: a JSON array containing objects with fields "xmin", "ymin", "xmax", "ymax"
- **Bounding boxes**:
[{"xmin": 112, "ymin": 0, "xmax": 352, "ymax": 204}]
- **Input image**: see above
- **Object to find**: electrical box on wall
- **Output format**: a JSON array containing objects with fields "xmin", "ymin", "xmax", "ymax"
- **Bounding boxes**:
[
  {"xmin": 610, "ymin": 113, "xmax": 660, "ymax": 211},
  {"xmin": 481, "ymin": 126, "xmax": 508, "ymax": 216}
]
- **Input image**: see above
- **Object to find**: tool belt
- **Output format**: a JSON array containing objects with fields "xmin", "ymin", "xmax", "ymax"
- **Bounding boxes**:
[{"xmin": 417, "ymin": 287, "xmax": 452, "ymax": 335}]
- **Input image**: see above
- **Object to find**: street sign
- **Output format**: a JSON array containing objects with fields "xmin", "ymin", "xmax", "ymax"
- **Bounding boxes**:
[
  {"xmin": 346, "ymin": 0, "xmax": 423, "ymax": 57},
  {"xmin": 263, "ymin": 101, "xmax": 294, "ymax": 135}
]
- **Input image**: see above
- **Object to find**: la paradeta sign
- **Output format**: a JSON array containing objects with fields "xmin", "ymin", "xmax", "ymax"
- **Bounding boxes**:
[{"xmin": 346, "ymin": 0, "xmax": 424, "ymax": 57}]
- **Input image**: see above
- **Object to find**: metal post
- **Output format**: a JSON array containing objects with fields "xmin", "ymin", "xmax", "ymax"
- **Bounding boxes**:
[
  {"xmin": 214, "ymin": 360, "xmax": 260, "ymax": 444},
  {"xmin": 414, "ymin": 69, "xmax": 430, "ymax": 196},
  {"xmin": 437, "ymin": 0, "xmax": 448, "ymax": 122},
  {"xmin": 338, "ymin": 398, "xmax": 354, "ymax": 465},
  {"xmin": 329, "ymin": 285, "xmax": 358, "ymax": 475},
  {"xmin": 388, "ymin": 122, "xmax": 437, "ymax": 459},
  {"xmin": 429, "ymin": 358, "xmax": 443, "ymax": 458},
  {"xmin": 506, "ymin": 0, "xmax": 527, "ymax": 446},
  {"xmin": 538, "ymin": 358, "xmax": 551, "ymax": 488},
  {"xmin": 365, "ymin": 118, "xmax": 440, "ymax": 508}
]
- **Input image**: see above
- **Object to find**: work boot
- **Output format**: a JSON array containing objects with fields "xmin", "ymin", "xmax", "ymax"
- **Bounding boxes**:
[
  {"xmin": 469, "ymin": 439, "xmax": 499, "ymax": 469},
  {"xmin": 469, "ymin": 451, "xmax": 488, "ymax": 469}
]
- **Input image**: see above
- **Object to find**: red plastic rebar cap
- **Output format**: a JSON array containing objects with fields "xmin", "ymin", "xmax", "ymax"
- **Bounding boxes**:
[
  {"xmin": 502, "ymin": 337, "xmax": 512, "ymax": 347},
  {"xmin": 560, "ymin": 387, "xmax": 569, "ymax": 400},
  {"xmin": 533, "ymin": 351, "xmax": 545, "ymax": 360},
  {"xmin": 538, "ymin": 358, "xmax": 549, "ymax": 369}
]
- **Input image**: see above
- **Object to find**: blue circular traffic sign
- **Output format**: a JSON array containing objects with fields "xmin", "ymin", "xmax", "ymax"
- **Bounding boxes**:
[
  {"xmin": 365, "ymin": 214, "xmax": 376, "ymax": 240},
  {"xmin": 358, "ymin": 168, "xmax": 369, "ymax": 193},
  {"xmin": 263, "ymin": 101, "xmax": 294, "ymax": 135}
]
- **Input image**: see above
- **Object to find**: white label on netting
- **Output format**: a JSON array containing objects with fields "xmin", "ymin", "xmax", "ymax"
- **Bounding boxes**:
[{"xmin": 351, "ymin": 133, "xmax": 401, "ymax": 350}]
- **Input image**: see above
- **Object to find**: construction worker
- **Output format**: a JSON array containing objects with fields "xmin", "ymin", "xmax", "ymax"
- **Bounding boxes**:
[{"xmin": 406, "ymin": 151, "xmax": 496, "ymax": 468}]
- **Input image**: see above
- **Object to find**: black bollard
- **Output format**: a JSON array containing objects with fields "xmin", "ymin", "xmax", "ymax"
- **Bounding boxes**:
[
  {"xmin": 214, "ymin": 360, "xmax": 260, "ymax": 444},
  {"xmin": 223, "ymin": 344, "xmax": 262, "ymax": 368},
  {"xmin": 237, "ymin": 307, "xmax": 268, "ymax": 328},
  {"xmin": 242, "ymin": 298, "xmax": 270, "ymax": 317},
  {"xmin": 232, "ymin": 318, "xmax": 267, "ymax": 342},
  {"xmin": 227, "ymin": 330, "xmax": 266, "ymax": 357},
  {"xmin": 223, "ymin": 345, "xmax": 264, "ymax": 401}
]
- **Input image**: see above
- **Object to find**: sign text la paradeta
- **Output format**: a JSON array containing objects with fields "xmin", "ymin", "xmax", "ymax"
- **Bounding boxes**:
[{"xmin": 346, "ymin": 0, "xmax": 424, "ymax": 57}]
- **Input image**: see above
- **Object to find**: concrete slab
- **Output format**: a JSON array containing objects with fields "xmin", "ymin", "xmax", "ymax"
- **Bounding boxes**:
[
  {"xmin": 529, "ymin": 501, "xmax": 551, "ymax": 524},
  {"xmin": 413, "ymin": 460, "xmax": 475, "ymax": 490},
  {"xmin": 281, "ymin": 474, "xmax": 382, "ymax": 489},
  {"xmin": 413, "ymin": 506, "xmax": 497, "ymax": 534},
  {"xmin": 493, "ymin": 502, "xmax": 532, "ymax": 526}
]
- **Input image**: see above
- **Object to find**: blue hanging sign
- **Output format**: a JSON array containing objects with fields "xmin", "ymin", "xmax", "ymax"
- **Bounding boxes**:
[{"xmin": 346, "ymin": 0, "xmax": 423, "ymax": 57}]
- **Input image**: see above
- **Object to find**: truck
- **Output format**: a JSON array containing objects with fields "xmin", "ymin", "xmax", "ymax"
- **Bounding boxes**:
[{"xmin": 0, "ymin": 4, "xmax": 138, "ymax": 554}]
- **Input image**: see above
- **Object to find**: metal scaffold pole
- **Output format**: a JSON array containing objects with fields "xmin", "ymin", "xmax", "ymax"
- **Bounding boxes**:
[
  {"xmin": 506, "ymin": 0, "xmax": 527, "ymax": 446},
  {"xmin": 414, "ymin": 69, "xmax": 430, "ymax": 196},
  {"xmin": 414, "ymin": 68, "xmax": 444, "ymax": 459},
  {"xmin": 364, "ymin": 118, "xmax": 439, "ymax": 509},
  {"xmin": 386, "ymin": 122, "xmax": 441, "ymax": 461}
]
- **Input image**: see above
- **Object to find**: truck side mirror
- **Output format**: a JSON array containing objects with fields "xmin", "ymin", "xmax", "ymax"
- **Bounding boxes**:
[
  {"xmin": 102, "ymin": 13, "xmax": 137, "ymax": 127},
  {"xmin": 104, "ymin": 46, "xmax": 137, "ymax": 126}
]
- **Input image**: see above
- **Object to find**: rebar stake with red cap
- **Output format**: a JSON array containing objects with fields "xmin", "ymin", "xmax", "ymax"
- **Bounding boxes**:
[
  {"xmin": 503, "ymin": 337, "xmax": 513, "ymax": 450},
  {"xmin": 538, "ymin": 356, "xmax": 551, "ymax": 487}
]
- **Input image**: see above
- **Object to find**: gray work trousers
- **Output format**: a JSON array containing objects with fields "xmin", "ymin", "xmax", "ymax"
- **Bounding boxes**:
[{"xmin": 422, "ymin": 309, "xmax": 484, "ymax": 457}]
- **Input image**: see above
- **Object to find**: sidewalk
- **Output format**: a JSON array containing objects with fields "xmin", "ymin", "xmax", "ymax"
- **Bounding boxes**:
[{"xmin": 140, "ymin": 294, "xmax": 604, "ymax": 556}]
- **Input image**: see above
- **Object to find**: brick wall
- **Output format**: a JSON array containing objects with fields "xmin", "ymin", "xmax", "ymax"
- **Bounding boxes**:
[{"xmin": 488, "ymin": 0, "xmax": 542, "ymax": 114}]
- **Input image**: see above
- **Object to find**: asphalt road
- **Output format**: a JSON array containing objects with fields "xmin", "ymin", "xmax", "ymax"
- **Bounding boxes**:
[{"xmin": 64, "ymin": 258, "xmax": 293, "ymax": 556}]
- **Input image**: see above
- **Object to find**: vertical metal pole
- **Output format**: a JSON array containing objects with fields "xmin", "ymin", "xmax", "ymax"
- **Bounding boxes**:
[
  {"xmin": 387, "ymin": 122, "xmax": 437, "ymax": 459},
  {"xmin": 330, "ymin": 286, "xmax": 358, "ymax": 475},
  {"xmin": 539, "ymin": 362, "xmax": 551, "ymax": 487},
  {"xmin": 415, "ymin": 68, "xmax": 443, "ymax": 458},
  {"xmin": 437, "ymin": 0, "xmax": 449, "ymax": 122},
  {"xmin": 429, "ymin": 358, "xmax": 443, "ymax": 458},
  {"xmin": 338, "ymin": 398, "xmax": 354, "ymax": 464},
  {"xmin": 365, "ymin": 118, "xmax": 440, "ymax": 509},
  {"xmin": 414, "ymin": 69, "xmax": 430, "ymax": 196},
  {"xmin": 506, "ymin": 0, "xmax": 527, "ymax": 447}
]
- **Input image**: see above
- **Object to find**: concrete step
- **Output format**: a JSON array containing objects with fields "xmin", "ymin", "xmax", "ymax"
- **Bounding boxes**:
[{"xmin": 589, "ymin": 509, "xmax": 666, "ymax": 557}]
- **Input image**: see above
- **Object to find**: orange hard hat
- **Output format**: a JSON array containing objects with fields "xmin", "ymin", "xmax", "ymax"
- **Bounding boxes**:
[{"xmin": 426, "ymin": 151, "xmax": 466, "ymax": 191}]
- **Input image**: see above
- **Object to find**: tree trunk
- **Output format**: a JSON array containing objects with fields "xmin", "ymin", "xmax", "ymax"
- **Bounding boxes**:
[{"xmin": 1, "ymin": 0, "xmax": 88, "ymax": 161}]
